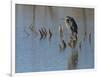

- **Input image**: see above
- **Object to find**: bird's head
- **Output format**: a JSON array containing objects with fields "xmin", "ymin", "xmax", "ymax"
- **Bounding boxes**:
[
  {"xmin": 64, "ymin": 16, "xmax": 73, "ymax": 26},
  {"xmin": 60, "ymin": 16, "xmax": 78, "ymax": 34}
]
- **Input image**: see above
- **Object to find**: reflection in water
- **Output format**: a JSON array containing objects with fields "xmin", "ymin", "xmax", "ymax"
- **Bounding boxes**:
[
  {"xmin": 39, "ymin": 29, "xmax": 44, "ymax": 40},
  {"xmin": 59, "ymin": 24, "xmax": 67, "ymax": 52},
  {"xmin": 38, "ymin": 27, "xmax": 53, "ymax": 41},
  {"xmin": 29, "ymin": 24, "xmax": 34, "ymax": 32},
  {"xmin": 25, "ymin": 16, "xmax": 79, "ymax": 69},
  {"xmin": 59, "ymin": 40, "xmax": 67, "ymax": 52},
  {"xmin": 68, "ymin": 34, "xmax": 77, "ymax": 48},
  {"xmin": 48, "ymin": 28, "xmax": 52, "ymax": 42},
  {"xmin": 41, "ymin": 27, "xmax": 47, "ymax": 39},
  {"xmin": 68, "ymin": 34, "xmax": 78, "ymax": 70},
  {"xmin": 23, "ymin": 16, "xmax": 93, "ymax": 71},
  {"xmin": 24, "ymin": 24, "xmax": 39, "ymax": 39},
  {"xmin": 79, "ymin": 41, "xmax": 82, "ymax": 51},
  {"xmin": 16, "ymin": 5, "xmax": 94, "ymax": 73},
  {"xmin": 23, "ymin": 15, "xmax": 94, "ymax": 70},
  {"xmin": 89, "ymin": 32, "xmax": 91, "ymax": 46},
  {"xmin": 59, "ymin": 24, "xmax": 64, "ymax": 40},
  {"xmin": 47, "ymin": 28, "xmax": 52, "ymax": 46},
  {"xmin": 68, "ymin": 50, "xmax": 78, "ymax": 69},
  {"xmin": 24, "ymin": 27, "xmax": 30, "ymax": 38},
  {"xmin": 84, "ymin": 31, "xmax": 87, "ymax": 41},
  {"xmin": 64, "ymin": 16, "xmax": 79, "ymax": 69}
]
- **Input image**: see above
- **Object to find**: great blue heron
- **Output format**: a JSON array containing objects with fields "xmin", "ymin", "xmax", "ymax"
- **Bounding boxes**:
[{"xmin": 64, "ymin": 16, "xmax": 78, "ymax": 35}]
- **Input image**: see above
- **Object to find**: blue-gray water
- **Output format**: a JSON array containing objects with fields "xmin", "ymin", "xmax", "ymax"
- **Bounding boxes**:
[{"xmin": 15, "ymin": 4, "xmax": 94, "ymax": 73}]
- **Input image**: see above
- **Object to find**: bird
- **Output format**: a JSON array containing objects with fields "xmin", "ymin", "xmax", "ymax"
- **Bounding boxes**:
[{"xmin": 64, "ymin": 16, "xmax": 78, "ymax": 35}]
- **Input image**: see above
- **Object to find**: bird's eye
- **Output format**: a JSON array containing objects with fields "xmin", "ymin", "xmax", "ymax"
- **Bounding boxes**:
[{"xmin": 66, "ymin": 19, "xmax": 70, "ymax": 23}]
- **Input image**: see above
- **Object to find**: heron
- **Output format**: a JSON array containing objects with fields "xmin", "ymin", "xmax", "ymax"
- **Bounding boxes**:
[{"xmin": 64, "ymin": 16, "xmax": 78, "ymax": 35}]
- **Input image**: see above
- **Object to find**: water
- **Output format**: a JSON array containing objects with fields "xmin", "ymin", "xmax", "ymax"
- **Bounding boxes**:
[{"xmin": 15, "ymin": 4, "xmax": 94, "ymax": 73}]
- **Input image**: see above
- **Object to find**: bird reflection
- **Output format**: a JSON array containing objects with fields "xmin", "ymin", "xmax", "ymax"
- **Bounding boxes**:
[
  {"xmin": 59, "ymin": 40, "xmax": 67, "ymax": 52},
  {"xmin": 63, "ymin": 16, "xmax": 78, "ymax": 69},
  {"xmin": 79, "ymin": 41, "xmax": 82, "ymax": 51},
  {"xmin": 89, "ymin": 32, "xmax": 91, "ymax": 45},
  {"xmin": 67, "ymin": 33, "xmax": 78, "ymax": 69},
  {"xmin": 59, "ymin": 24, "xmax": 64, "ymax": 40},
  {"xmin": 68, "ymin": 50, "xmax": 78, "ymax": 69}
]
